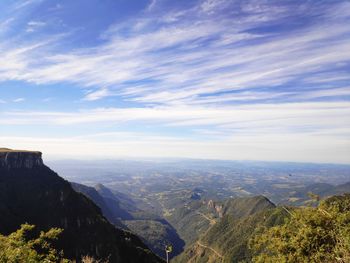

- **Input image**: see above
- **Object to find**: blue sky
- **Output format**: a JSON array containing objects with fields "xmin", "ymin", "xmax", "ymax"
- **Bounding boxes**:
[{"xmin": 0, "ymin": 0, "xmax": 349, "ymax": 163}]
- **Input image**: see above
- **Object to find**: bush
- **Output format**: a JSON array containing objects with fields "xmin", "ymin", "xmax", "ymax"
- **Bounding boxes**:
[
  {"xmin": 0, "ymin": 224, "xmax": 69, "ymax": 263},
  {"xmin": 250, "ymin": 194, "xmax": 350, "ymax": 263}
]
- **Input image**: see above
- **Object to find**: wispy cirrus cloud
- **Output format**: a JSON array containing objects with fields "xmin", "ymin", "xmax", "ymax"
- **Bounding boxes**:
[
  {"xmin": 13, "ymin": 97, "xmax": 25, "ymax": 103},
  {"xmin": 0, "ymin": 0, "xmax": 349, "ymax": 162},
  {"xmin": 26, "ymin": 20, "xmax": 46, "ymax": 33},
  {"xmin": 0, "ymin": 0, "xmax": 349, "ymax": 105},
  {"xmin": 2, "ymin": 102, "xmax": 349, "ymax": 136}
]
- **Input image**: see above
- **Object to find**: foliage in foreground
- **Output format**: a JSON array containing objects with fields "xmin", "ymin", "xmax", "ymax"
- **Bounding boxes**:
[
  {"xmin": 0, "ymin": 224, "xmax": 107, "ymax": 263},
  {"xmin": 0, "ymin": 223, "xmax": 68, "ymax": 263},
  {"xmin": 251, "ymin": 194, "xmax": 350, "ymax": 263}
]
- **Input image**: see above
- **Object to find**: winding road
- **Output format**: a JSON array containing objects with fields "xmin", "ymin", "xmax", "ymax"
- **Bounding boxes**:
[{"xmin": 197, "ymin": 241, "xmax": 224, "ymax": 259}]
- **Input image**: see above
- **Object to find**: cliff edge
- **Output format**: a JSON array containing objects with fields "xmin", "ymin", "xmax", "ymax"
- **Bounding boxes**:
[{"xmin": 0, "ymin": 148, "xmax": 43, "ymax": 169}]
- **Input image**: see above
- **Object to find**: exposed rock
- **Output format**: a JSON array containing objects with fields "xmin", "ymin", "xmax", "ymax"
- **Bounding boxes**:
[
  {"xmin": 215, "ymin": 204, "xmax": 223, "ymax": 218},
  {"xmin": 207, "ymin": 200, "xmax": 223, "ymax": 218},
  {"xmin": 207, "ymin": 199, "xmax": 214, "ymax": 209},
  {"xmin": 0, "ymin": 148, "xmax": 43, "ymax": 169}
]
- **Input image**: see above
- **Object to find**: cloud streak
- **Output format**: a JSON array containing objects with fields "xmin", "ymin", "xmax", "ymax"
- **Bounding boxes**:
[
  {"xmin": 0, "ymin": 0, "xmax": 349, "ymax": 162},
  {"xmin": 2, "ymin": 102, "xmax": 349, "ymax": 137},
  {"xmin": 0, "ymin": 1, "xmax": 349, "ymax": 105}
]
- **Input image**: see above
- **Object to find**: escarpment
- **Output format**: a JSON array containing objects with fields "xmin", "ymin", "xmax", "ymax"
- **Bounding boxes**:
[
  {"xmin": 0, "ymin": 148, "xmax": 43, "ymax": 169},
  {"xmin": 0, "ymin": 148, "xmax": 163, "ymax": 263}
]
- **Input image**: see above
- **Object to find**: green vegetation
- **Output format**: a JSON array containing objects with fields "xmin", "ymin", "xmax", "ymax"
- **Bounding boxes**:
[
  {"xmin": 73, "ymin": 182, "xmax": 184, "ymax": 259},
  {"xmin": 0, "ymin": 224, "xmax": 68, "ymax": 263},
  {"xmin": 124, "ymin": 219, "xmax": 184, "ymax": 258},
  {"xmin": 0, "ymin": 224, "xmax": 111, "ymax": 263},
  {"xmin": 174, "ymin": 194, "xmax": 350, "ymax": 263},
  {"xmin": 173, "ymin": 196, "xmax": 285, "ymax": 263},
  {"xmin": 251, "ymin": 194, "xmax": 350, "ymax": 263}
]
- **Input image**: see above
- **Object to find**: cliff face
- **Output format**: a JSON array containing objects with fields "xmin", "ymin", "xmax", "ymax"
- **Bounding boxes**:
[
  {"xmin": 0, "ymin": 148, "xmax": 163, "ymax": 263},
  {"xmin": 0, "ymin": 149, "xmax": 43, "ymax": 169}
]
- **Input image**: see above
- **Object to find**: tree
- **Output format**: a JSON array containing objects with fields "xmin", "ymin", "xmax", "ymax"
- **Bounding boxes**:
[
  {"xmin": 0, "ymin": 224, "xmax": 69, "ymax": 263},
  {"xmin": 250, "ymin": 194, "xmax": 350, "ymax": 263}
]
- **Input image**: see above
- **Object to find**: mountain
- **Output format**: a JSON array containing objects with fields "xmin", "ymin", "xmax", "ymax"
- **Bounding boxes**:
[
  {"xmin": 0, "ymin": 149, "xmax": 163, "ymax": 262},
  {"xmin": 94, "ymin": 183, "xmax": 136, "ymax": 220},
  {"xmin": 166, "ymin": 199, "xmax": 220, "ymax": 245},
  {"xmin": 221, "ymin": 195, "xmax": 275, "ymax": 218},
  {"xmin": 73, "ymin": 182, "xmax": 185, "ymax": 259},
  {"xmin": 174, "ymin": 196, "xmax": 288, "ymax": 263},
  {"xmin": 165, "ymin": 195, "xmax": 274, "ymax": 246},
  {"xmin": 71, "ymin": 182, "xmax": 125, "ymax": 228}
]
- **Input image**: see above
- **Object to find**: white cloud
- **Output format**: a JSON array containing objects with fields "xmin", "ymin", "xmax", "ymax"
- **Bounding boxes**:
[
  {"xmin": 84, "ymin": 88, "xmax": 110, "ymax": 101},
  {"xmin": 13, "ymin": 98, "xmax": 25, "ymax": 103},
  {"xmin": 2, "ymin": 102, "xmax": 349, "ymax": 135},
  {"xmin": 147, "ymin": 0, "xmax": 157, "ymax": 11},
  {"xmin": 48, "ymin": 3, "xmax": 62, "ymax": 11},
  {"xmin": 0, "ymin": 1, "xmax": 348, "ymax": 106},
  {"xmin": 26, "ymin": 20, "xmax": 46, "ymax": 32},
  {"xmin": 200, "ymin": 0, "xmax": 228, "ymax": 14},
  {"xmin": 42, "ymin": 97, "xmax": 53, "ymax": 102},
  {"xmin": 0, "ymin": 18, "xmax": 14, "ymax": 34},
  {"xmin": 13, "ymin": 0, "xmax": 42, "ymax": 10},
  {"xmin": 0, "ymin": 0, "xmax": 349, "ymax": 163}
]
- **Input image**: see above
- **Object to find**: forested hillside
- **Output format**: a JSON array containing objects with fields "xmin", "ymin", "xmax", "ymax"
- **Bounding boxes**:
[{"xmin": 175, "ymin": 194, "xmax": 350, "ymax": 263}]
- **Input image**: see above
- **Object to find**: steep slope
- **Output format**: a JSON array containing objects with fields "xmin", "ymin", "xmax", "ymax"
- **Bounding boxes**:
[
  {"xmin": 0, "ymin": 149, "xmax": 163, "ymax": 263},
  {"xmin": 71, "ymin": 182, "xmax": 125, "ymax": 228},
  {"xmin": 75, "ymin": 182, "xmax": 185, "ymax": 259},
  {"xmin": 173, "ymin": 196, "xmax": 286, "ymax": 263},
  {"xmin": 166, "ymin": 196, "xmax": 275, "ymax": 246},
  {"xmin": 124, "ymin": 219, "xmax": 185, "ymax": 259},
  {"xmin": 166, "ymin": 199, "xmax": 221, "ymax": 245},
  {"xmin": 94, "ymin": 183, "xmax": 136, "ymax": 220},
  {"xmin": 221, "ymin": 196, "xmax": 275, "ymax": 218}
]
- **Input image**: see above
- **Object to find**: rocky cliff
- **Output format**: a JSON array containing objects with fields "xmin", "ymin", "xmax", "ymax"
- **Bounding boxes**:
[
  {"xmin": 0, "ymin": 148, "xmax": 163, "ymax": 262},
  {"xmin": 0, "ymin": 148, "xmax": 43, "ymax": 169}
]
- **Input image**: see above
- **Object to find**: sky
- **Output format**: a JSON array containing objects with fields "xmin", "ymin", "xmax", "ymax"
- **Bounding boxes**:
[{"xmin": 0, "ymin": 0, "xmax": 349, "ymax": 163}]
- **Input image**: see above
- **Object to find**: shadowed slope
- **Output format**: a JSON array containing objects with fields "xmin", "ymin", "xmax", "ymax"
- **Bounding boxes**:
[{"xmin": 0, "ymin": 149, "xmax": 163, "ymax": 262}]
